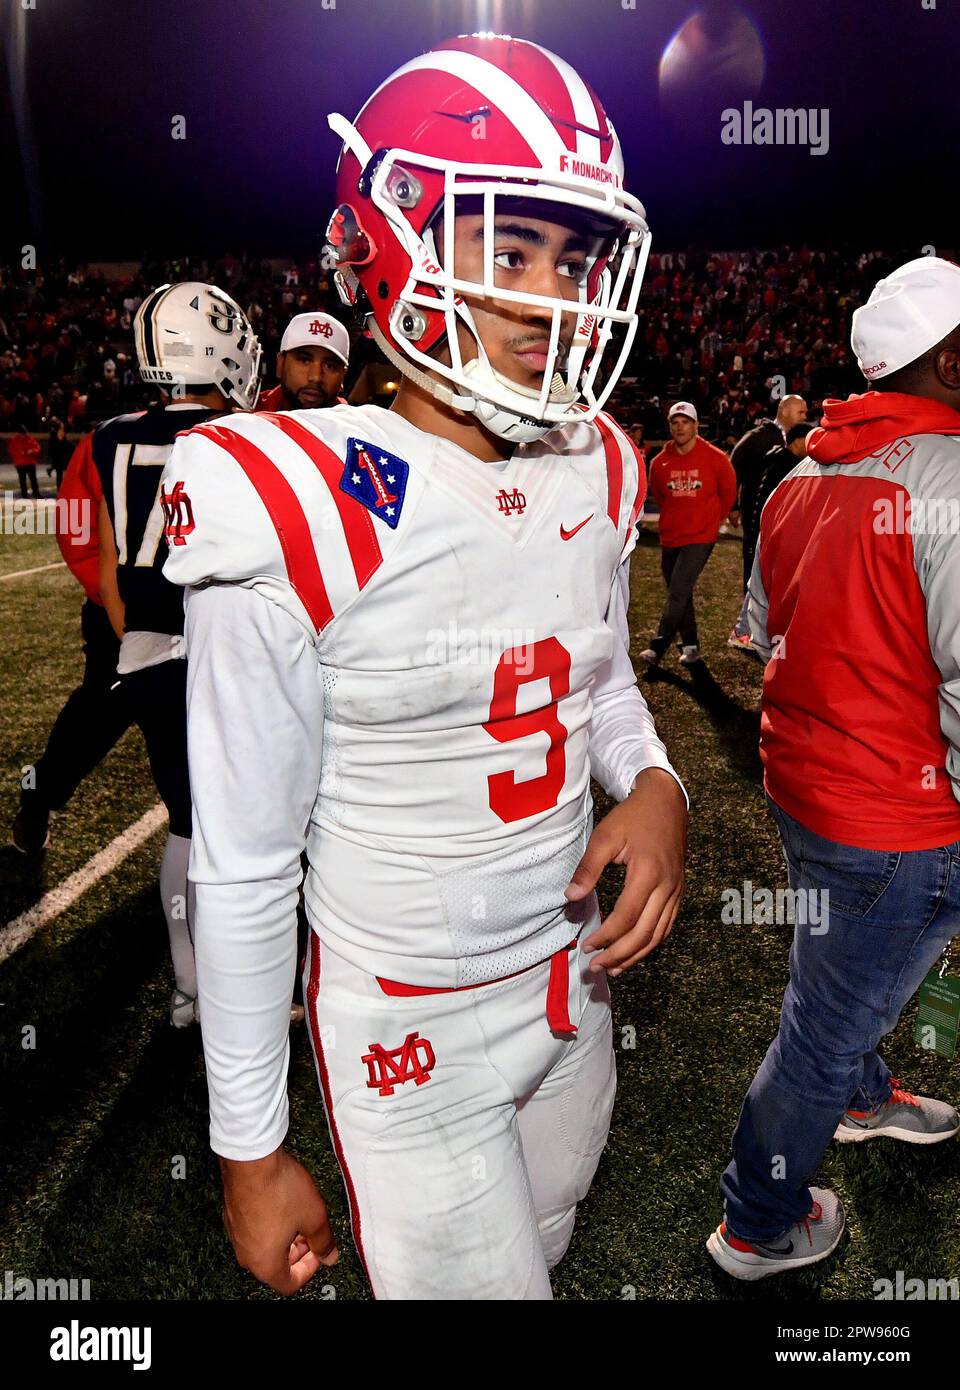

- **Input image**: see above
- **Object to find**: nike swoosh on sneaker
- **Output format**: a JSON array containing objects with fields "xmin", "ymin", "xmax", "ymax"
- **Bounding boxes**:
[
  {"xmin": 560, "ymin": 514, "xmax": 593, "ymax": 540},
  {"xmin": 755, "ymin": 1237, "xmax": 794, "ymax": 1256}
]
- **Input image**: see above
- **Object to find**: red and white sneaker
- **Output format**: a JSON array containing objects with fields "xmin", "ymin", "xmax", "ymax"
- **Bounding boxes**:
[
  {"xmin": 834, "ymin": 1079, "xmax": 960, "ymax": 1144},
  {"xmin": 706, "ymin": 1188, "xmax": 845, "ymax": 1280}
]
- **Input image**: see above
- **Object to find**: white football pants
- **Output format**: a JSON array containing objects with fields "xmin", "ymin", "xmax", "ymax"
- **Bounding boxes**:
[{"xmin": 302, "ymin": 912, "xmax": 616, "ymax": 1301}]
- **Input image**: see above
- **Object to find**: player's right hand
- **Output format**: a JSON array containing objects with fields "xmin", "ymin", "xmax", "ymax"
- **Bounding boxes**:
[{"xmin": 220, "ymin": 1146, "xmax": 339, "ymax": 1295}]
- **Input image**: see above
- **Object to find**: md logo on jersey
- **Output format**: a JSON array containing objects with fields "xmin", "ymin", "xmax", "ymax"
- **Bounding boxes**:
[
  {"xmin": 496, "ymin": 487, "xmax": 526, "ymax": 516},
  {"xmin": 160, "ymin": 481, "xmax": 195, "ymax": 546},
  {"xmin": 340, "ymin": 437, "xmax": 409, "ymax": 529},
  {"xmin": 362, "ymin": 1031, "xmax": 436, "ymax": 1097}
]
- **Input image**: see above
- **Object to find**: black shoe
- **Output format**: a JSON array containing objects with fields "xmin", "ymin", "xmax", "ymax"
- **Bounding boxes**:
[{"xmin": 12, "ymin": 803, "xmax": 50, "ymax": 854}]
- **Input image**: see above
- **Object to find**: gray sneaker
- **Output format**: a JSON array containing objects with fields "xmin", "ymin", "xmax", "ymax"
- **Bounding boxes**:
[
  {"xmin": 706, "ymin": 1188, "xmax": 845, "ymax": 1281},
  {"xmin": 639, "ymin": 648, "xmax": 662, "ymax": 666},
  {"xmin": 834, "ymin": 1079, "xmax": 960, "ymax": 1145},
  {"xmin": 678, "ymin": 644, "xmax": 702, "ymax": 666}
]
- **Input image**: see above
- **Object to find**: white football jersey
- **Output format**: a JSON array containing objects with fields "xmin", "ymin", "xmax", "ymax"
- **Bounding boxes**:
[{"xmin": 161, "ymin": 403, "xmax": 683, "ymax": 1157}]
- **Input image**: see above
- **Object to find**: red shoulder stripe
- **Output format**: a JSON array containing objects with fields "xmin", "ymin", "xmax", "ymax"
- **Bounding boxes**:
[
  {"xmin": 194, "ymin": 423, "xmax": 333, "ymax": 633},
  {"xmin": 264, "ymin": 414, "xmax": 383, "ymax": 589},
  {"xmin": 595, "ymin": 412, "xmax": 624, "ymax": 528},
  {"xmin": 623, "ymin": 434, "xmax": 647, "ymax": 531}
]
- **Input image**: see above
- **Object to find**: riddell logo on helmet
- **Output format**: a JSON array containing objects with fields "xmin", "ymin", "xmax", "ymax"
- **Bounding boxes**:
[
  {"xmin": 416, "ymin": 243, "xmax": 441, "ymax": 276},
  {"xmin": 558, "ymin": 154, "xmax": 620, "ymax": 187}
]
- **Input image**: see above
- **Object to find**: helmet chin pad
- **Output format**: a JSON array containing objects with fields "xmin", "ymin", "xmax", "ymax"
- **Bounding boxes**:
[{"xmin": 460, "ymin": 356, "xmax": 579, "ymax": 445}]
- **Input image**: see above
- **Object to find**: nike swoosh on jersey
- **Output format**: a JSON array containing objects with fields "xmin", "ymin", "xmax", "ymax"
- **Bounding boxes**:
[{"xmin": 560, "ymin": 514, "xmax": 594, "ymax": 541}]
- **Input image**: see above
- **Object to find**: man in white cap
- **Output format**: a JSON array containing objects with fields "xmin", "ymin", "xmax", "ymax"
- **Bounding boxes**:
[
  {"xmin": 258, "ymin": 311, "xmax": 350, "ymax": 412},
  {"xmin": 707, "ymin": 256, "xmax": 960, "ymax": 1282},
  {"xmin": 641, "ymin": 401, "xmax": 737, "ymax": 667}
]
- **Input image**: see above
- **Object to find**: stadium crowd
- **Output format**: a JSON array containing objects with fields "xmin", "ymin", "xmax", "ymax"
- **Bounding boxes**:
[{"xmin": 0, "ymin": 244, "xmax": 907, "ymax": 453}]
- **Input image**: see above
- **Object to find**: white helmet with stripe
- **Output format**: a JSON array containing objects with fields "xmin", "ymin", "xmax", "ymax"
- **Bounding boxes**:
[
  {"xmin": 134, "ymin": 282, "xmax": 263, "ymax": 410},
  {"xmin": 324, "ymin": 33, "xmax": 651, "ymax": 445}
]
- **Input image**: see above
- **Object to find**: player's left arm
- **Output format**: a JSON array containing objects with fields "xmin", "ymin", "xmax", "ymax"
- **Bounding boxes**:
[{"xmin": 566, "ymin": 558, "xmax": 688, "ymax": 974}]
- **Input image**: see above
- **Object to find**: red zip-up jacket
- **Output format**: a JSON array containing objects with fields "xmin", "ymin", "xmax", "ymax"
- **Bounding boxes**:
[
  {"xmin": 749, "ymin": 391, "xmax": 960, "ymax": 850},
  {"xmin": 8, "ymin": 433, "xmax": 40, "ymax": 468},
  {"xmin": 256, "ymin": 385, "xmax": 348, "ymax": 412},
  {"xmin": 648, "ymin": 436, "xmax": 737, "ymax": 547}
]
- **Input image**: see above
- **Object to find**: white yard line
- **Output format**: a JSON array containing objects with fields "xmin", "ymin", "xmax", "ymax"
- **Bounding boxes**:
[
  {"xmin": 0, "ymin": 803, "xmax": 168, "ymax": 965},
  {"xmin": 0, "ymin": 561, "xmax": 67, "ymax": 582}
]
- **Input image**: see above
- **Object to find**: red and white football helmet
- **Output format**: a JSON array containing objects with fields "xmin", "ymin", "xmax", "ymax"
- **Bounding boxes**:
[{"xmin": 324, "ymin": 33, "xmax": 651, "ymax": 444}]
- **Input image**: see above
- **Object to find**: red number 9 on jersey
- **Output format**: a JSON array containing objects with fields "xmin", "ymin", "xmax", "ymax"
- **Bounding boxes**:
[{"xmin": 483, "ymin": 636, "xmax": 571, "ymax": 823}]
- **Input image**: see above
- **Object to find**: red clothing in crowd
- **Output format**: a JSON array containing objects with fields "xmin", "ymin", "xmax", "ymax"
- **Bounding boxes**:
[
  {"xmin": 648, "ymin": 436, "xmax": 738, "ymax": 547},
  {"xmin": 256, "ymin": 384, "xmax": 348, "ymax": 412},
  {"xmin": 256, "ymin": 383, "xmax": 287, "ymax": 412},
  {"xmin": 8, "ymin": 432, "xmax": 40, "ymax": 468},
  {"xmin": 56, "ymin": 431, "xmax": 103, "ymax": 603}
]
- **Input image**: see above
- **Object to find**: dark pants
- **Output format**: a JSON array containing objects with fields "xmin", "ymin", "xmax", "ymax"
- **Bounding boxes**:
[
  {"xmin": 742, "ymin": 526, "xmax": 759, "ymax": 593},
  {"xmin": 720, "ymin": 794, "xmax": 960, "ymax": 1242},
  {"xmin": 26, "ymin": 600, "xmax": 134, "ymax": 813},
  {"xmin": 16, "ymin": 465, "xmax": 40, "ymax": 499},
  {"xmin": 119, "ymin": 658, "xmax": 192, "ymax": 839},
  {"xmin": 740, "ymin": 481, "xmax": 760, "ymax": 593},
  {"xmin": 651, "ymin": 542, "xmax": 714, "ymax": 652}
]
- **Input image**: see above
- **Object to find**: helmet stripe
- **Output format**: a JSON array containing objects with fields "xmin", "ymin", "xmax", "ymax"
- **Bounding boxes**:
[
  {"xmin": 135, "ymin": 285, "xmax": 167, "ymax": 370},
  {"xmin": 359, "ymin": 49, "xmax": 568, "ymax": 163},
  {"xmin": 534, "ymin": 45, "xmax": 603, "ymax": 164},
  {"xmin": 142, "ymin": 284, "xmax": 177, "ymax": 370}
]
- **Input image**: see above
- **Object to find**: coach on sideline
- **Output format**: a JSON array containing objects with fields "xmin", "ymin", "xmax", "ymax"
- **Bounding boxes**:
[
  {"xmin": 708, "ymin": 257, "xmax": 960, "ymax": 1281},
  {"xmin": 640, "ymin": 402, "xmax": 737, "ymax": 668},
  {"xmin": 257, "ymin": 311, "xmax": 350, "ymax": 412}
]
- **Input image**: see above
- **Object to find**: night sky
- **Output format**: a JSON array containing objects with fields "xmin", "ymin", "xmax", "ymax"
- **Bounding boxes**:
[{"xmin": 2, "ymin": 0, "xmax": 957, "ymax": 259}]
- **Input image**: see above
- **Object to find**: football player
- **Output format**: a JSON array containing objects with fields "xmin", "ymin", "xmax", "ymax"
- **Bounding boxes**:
[
  {"xmin": 162, "ymin": 34, "xmax": 688, "ymax": 1296},
  {"xmin": 257, "ymin": 311, "xmax": 350, "ymax": 411},
  {"xmin": 96, "ymin": 282, "xmax": 261, "ymax": 1026}
]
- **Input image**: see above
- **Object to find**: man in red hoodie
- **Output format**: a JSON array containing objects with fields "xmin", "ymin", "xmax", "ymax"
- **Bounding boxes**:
[
  {"xmin": 640, "ymin": 402, "xmax": 737, "ymax": 667},
  {"xmin": 708, "ymin": 257, "xmax": 960, "ymax": 1281},
  {"xmin": 9, "ymin": 425, "xmax": 42, "ymax": 499}
]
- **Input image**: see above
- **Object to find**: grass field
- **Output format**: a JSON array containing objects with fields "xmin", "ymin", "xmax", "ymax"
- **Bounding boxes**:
[{"xmin": 1, "ymin": 522, "xmax": 958, "ymax": 1302}]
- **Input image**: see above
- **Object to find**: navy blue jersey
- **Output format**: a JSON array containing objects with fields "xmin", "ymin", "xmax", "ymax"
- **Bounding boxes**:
[{"xmin": 93, "ymin": 405, "xmax": 223, "ymax": 635}]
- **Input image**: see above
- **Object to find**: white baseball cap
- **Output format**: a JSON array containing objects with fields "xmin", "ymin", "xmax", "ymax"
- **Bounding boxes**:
[
  {"xmin": 852, "ymin": 257, "xmax": 960, "ymax": 380},
  {"xmin": 668, "ymin": 401, "xmax": 698, "ymax": 422},
  {"xmin": 280, "ymin": 312, "xmax": 350, "ymax": 366}
]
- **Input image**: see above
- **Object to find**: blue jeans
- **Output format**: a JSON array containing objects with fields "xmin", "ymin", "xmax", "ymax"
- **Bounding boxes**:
[{"xmin": 721, "ymin": 795, "xmax": 960, "ymax": 1242}]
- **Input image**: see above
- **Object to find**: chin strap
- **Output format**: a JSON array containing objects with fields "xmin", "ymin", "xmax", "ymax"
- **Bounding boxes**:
[
  {"xmin": 366, "ymin": 317, "xmax": 577, "ymax": 445},
  {"xmin": 368, "ymin": 317, "xmax": 472, "ymax": 412}
]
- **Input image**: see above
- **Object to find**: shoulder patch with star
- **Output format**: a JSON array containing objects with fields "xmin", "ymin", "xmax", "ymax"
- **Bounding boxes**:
[{"xmin": 340, "ymin": 437, "xmax": 409, "ymax": 529}]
